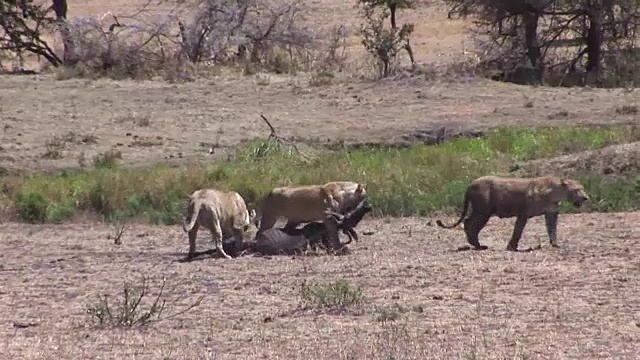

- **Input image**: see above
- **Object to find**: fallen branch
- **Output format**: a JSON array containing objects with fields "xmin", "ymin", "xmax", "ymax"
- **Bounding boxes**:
[{"xmin": 259, "ymin": 114, "xmax": 310, "ymax": 161}]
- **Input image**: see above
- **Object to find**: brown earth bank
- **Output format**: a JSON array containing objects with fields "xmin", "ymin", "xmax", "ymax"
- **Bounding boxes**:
[
  {"xmin": 0, "ymin": 74, "xmax": 638, "ymax": 175},
  {"xmin": 1, "ymin": 212, "xmax": 639, "ymax": 359},
  {"xmin": 513, "ymin": 141, "xmax": 640, "ymax": 178}
]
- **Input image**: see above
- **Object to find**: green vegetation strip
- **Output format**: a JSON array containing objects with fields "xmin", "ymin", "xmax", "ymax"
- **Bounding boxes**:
[{"xmin": 2, "ymin": 126, "xmax": 639, "ymax": 224}]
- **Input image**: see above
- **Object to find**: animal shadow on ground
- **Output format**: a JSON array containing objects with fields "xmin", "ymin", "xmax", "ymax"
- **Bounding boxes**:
[
  {"xmin": 454, "ymin": 245, "xmax": 489, "ymax": 252},
  {"xmin": 453, "ymin": 244, "xmax": 543, "ymax": 252},
  {"xmin": 175, "ymin": 237, "xmax": 244, "ymax": 263},
  {"xmin": 173, "ymin": 240, "xmax": 353, "ymax": 262}
]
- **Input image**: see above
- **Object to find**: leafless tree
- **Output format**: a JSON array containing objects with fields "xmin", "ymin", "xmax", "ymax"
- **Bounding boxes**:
[
  {"xmin": 176, "ymin": 0, "xmax": 315, "ymax": 71},
  {"xmin": 445, "ymin": 0, "xmax": 640, "ymax": 87},
  {"xmin": 0, "ymin": 0, "xmax": 64, "ymax": 69}
]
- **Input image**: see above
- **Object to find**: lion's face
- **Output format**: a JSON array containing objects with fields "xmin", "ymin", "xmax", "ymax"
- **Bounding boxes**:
[{"xmin": 562, "ymin": 179, "xmax": 589, "ymax": 207}]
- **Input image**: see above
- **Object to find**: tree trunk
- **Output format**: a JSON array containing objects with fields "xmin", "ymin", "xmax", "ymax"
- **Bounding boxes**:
[
  {"xmin": 52, "ymin": 0, "xmax": 76, "ymax": 66},
  {"xmin": 523, "ymin": 11, "xmax": 542, "ymax": 83},
  {"xmin": 389, "ymin": 2, "xmax": 397, "ymax": 30},
  {"xmin": 585, "ymin": 1, "xmax": 603, "ymax": 84}
]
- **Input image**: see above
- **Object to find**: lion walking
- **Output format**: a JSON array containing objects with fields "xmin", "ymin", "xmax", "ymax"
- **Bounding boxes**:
[{"xmin": 436, "ymin": 175, "xmax": 589, "ymax": 251}]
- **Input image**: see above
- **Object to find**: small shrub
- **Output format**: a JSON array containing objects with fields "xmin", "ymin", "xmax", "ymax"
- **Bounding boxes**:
[
  {"xmin": 309, "ymin": 70, "xmax": 334, "ymax": 87},
  {"xmin": 374, "ymin": 305, "xmax": 402, "ymax": 322},
  {"xmin": 373, "ymin": 302, "xmax": 424, "ymax": 323},
  {"xmin": 42, "ymin": 137, "xmax": 65, "ymax": 159},
  {"xmin": 357, "ymin": 0, "xmax": 416, "ymax": 78},
  {"xmin": 47, "ymin": 202, "xmax": 75, "ymax": 224},
  {"xmin": 299, "ymin": 279, "xmax": 364, "ymax": 312},
  {"xmin": 87, "ymin": 279, "xmax": 165, "ymax": 328},
  {"xmin": 86, "ymin": 276, "xmax": 203, "ymax": 328},
  {"xmin": 254, "ymin": 74, "xmax": 271, "ymax": 86},
  {"xmin": 15, "ymin": 191, "xmax": 48, "ymax": 224}
]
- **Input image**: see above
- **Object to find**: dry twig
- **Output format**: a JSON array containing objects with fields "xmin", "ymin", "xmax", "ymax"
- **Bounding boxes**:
[{"xmin": 109, "ymin": 222, "xmax": 127, "ymax": 245}]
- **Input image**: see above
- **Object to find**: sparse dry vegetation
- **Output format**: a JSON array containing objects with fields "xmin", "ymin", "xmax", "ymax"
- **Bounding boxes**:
[
  {"xmin": 85, "ymin": 276, "xmax": 204, "ymax": 328},
  {"xmin": 0, "ymin": 0, "xmax": 638, "ymax": 358},
  {"xmin": 299, "ymin": 279, "xmax": 364, "ymax": 313}
]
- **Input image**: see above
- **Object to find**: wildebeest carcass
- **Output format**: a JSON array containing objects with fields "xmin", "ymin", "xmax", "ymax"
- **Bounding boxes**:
[{"xmin": 252, "ymin": 199, "xmax": 373, "ymax": 256}]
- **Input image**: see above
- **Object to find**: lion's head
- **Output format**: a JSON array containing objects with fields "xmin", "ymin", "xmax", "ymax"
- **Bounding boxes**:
[
  {"xmin": 562, "ymin": 179, "xmax": 589, "ymax": 207},
  {"xmin": 244, "ymin": 208, "xmax": 258, "ymax": 231}
]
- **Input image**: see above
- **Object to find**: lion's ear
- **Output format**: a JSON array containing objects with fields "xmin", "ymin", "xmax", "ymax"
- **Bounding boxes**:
[
  {"xmin": 357, "ymin": 183, "xmax": 367, "ymax": 192},
  {"xmin": 560, "ymin": 179, "xmax": 569, "ymax": 188}
]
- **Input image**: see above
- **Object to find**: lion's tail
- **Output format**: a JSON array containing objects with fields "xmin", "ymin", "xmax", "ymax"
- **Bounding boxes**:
[
  {"xmin": 182, "ymin": 197, "xmax": 201, "ymax": 233},
  {"xmin": 436, "ymin": 189, "xmax": 470, "ymax": 229}
]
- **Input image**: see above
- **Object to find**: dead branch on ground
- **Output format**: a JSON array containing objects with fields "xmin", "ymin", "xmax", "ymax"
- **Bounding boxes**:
[{"xmin": 260, "ymin": 114, "xmax": 309, "ymax": 160}]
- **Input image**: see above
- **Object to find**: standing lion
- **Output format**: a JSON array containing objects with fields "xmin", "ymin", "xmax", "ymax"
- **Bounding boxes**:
[
  {"xmin": 182, "ymin": 188, "xmax": 256, "ymax": 260},
  {"xmin": 436, "ymin": 175, "xmax": 589, "ymax": 251}
]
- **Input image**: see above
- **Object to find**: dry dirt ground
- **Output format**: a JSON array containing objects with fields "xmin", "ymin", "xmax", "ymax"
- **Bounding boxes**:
[
  {"xmin": 1, "ymin": 74, "xmax": 638, "ymax": 175},
  {"xmin": 1, "ymin": 1, "xmax": 639, "ymax": 359},
  {"xmin": 1, "ymin": 212, "xmax": 640, "ymax": 359}
]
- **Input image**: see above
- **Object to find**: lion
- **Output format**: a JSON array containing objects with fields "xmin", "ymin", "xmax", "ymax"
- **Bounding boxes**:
[
  {"xmin": 182, "ymin": 188, "xmax": 257, "ymax": 260},
  {"xmin": 256, "ymin": 181, "xmax": 367, "ymax": 233},
  {"xmin": 436, "ymin": 175, "xmax": 589, "ymax": 251}
]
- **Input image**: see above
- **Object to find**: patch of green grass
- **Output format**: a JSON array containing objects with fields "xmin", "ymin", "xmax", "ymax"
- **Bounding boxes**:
[{"xmin": 2, "ymin": 125, "xmax": 638, "ymax": 224}]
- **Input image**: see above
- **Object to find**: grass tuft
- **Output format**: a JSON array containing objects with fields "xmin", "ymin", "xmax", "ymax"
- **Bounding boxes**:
[
  {"xmin": 299, "ymin": 279, "xmax": 364, "ymax": 312},
  {"xmin": 2, "ymin": 126, "xmax": 638, "ymax": 224}
]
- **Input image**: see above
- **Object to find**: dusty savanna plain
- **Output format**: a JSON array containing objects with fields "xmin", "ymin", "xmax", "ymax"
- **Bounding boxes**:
[{"xmin": 1, "ymin": 0, "xmax": 640, "ymax": 359}]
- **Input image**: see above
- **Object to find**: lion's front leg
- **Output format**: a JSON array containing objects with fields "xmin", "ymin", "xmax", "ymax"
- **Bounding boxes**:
[
  {"xmin": 544, "ymin": 210, "xmax": 559, "ymax": 247},
  {"xmin": 231, "ymin": 228, "xmax": 246, "ymax": 257},
  {"xmin": 506, "ymin": 215, "xmax": 529, "ymax": 251}
]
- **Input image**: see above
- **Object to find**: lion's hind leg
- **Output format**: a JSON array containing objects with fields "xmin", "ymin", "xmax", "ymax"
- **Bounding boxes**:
[
  {"xmin": 187, "ymin": 223, "xmax": 200, "ymax": 260},
  {"xmin": 211, "ymin": 220, "xmax": 233, "ymax": 259},
  {"xmin": 463, "ymin": 211, "xmax": 490, "ymax": 250}
]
